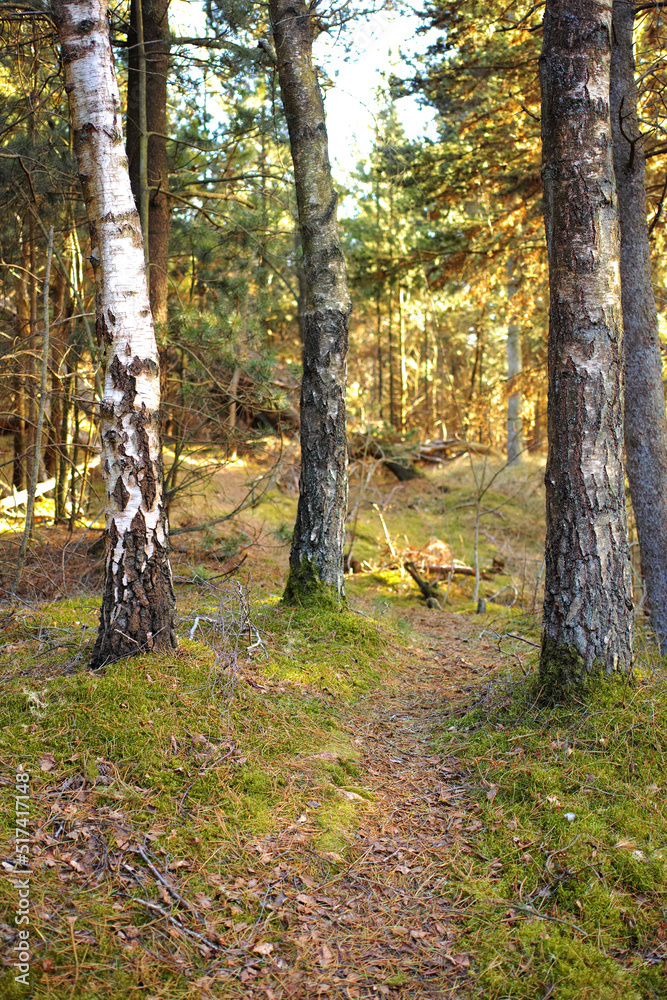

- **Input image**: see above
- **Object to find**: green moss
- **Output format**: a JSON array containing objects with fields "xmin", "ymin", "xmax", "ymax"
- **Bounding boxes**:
[
  {"xmin": 282, "ymin": 557, "xmax": 345, "ymax": 610},
  {"xmin": 0, "ymin": 589, "xmax": 400, "ymax": 998},
  {"xmin": 432, "ymin": 665, "xmax": 667, "ymax": 999},
  {"xmin": 538, "ymin": 635, "xmax": 632, "ymax": 702}
]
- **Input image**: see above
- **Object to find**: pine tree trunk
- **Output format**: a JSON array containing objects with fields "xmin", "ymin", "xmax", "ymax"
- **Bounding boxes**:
[
  {"xmin": 52, "ymin": 0, "xmax": 176, "ymax": 668},
  {"xmin": 611, "ymin": 0, "xmax": 667, "ymax": 653},
  {"xmin": 270, "ymin": 0, "xmax": 351, "ymax": 607},
  {"xmin": 539, "ymin": 0, "xmax": 633, "ymax": 693},
  {"xmin": 126, "ymin": 0, "xmax": 171, "ymax": 330}
]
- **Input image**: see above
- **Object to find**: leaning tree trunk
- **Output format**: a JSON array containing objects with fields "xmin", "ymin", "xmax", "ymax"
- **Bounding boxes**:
[
  {"xmin": 269, "ymin": 0, "xmax": 351, "ymax": 607},
  {"xmin": 126, "ymin": 0, "xmax": 171, "ymax": 330},
  {"xmin": 539, "ymin": 0, "xmax": 634, "ymax": 694},
  {"xmin": 52, "ymin": 0, "xmax": 176, "ymax": 668},
  {"xmin": 611, "ymin": 0, "xmax": 667, "ymax": 653}
]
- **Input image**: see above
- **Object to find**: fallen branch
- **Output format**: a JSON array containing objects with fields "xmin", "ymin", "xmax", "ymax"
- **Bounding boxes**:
[{"xmin": 404, "ymin": 562, "xmax": 440, "ymax": 605}]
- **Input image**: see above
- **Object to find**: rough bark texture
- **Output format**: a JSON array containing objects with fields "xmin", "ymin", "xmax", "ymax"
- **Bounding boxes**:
[
  {"xmin": 270, "ymin": 0, "xmax": 351, "ymax": 606},
  {"xmin": 611, "ymin": 0, "xmax": 667, "ymax": 653},
  {"xmin": 126, "ymin": 0, "xmax": 171, "ymax": 329},
  {"xmin": 539, "ymin": 0, "xmax": 633, "ymax": 693},
  {"xmin": 52, "ymin": 0, "xmax": 176, "ymax": 668}
]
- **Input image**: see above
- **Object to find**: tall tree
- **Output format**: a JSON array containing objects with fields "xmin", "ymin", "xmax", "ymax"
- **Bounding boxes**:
[
  {"xmin": 126, "ymin": 0, "xmax": 171, "ymax": 330},
  {"xmin": 611, "ymin": 0, "xmax": 667, "ymax": 653},
  {"xmin": 269, "ymin": 0, "xmax": 351, "ymax": 607},
  {"xmin": 539, "ymin": 0, "xmax": 634, "ymax": 693},
  {"xmin": 52, "ymin": 0, "xmax": 177, "ymax": 668}
]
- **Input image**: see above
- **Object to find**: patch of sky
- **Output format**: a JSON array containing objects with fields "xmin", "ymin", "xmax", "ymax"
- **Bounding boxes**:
[{"xmin": 170, "ymin": 0, "xmax": 440, "ymax": 190}]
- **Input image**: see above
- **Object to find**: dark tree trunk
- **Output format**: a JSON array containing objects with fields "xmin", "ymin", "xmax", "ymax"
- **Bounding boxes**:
[
  {"xmin": 12, "ymin": 232, "xmax": 30, "ymax": 492},
  {"xmin": 53, "ymin": 0, "xmax": 176, "ymax": 668},
  {"xmin": 539, "ymin": 0, "xmax": 634, "ymax": 694},
  {"xmin": 611, "ymin": 0, "xmax": 667, "ymax": 652},
  {"xmin": 44, "ymin": 263, "xmax": 68, "ymax": 480},
  {"xmin": 126, "ymin": 0, "xmax": 171, "ymax": 330},
  {"xmin": 269, "ymin": 0, "xmax": 351, "ymax": 607}
]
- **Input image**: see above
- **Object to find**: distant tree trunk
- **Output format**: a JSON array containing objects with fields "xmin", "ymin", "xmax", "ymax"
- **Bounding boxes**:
[
  {"xmin": 45, "ymin": 262, "xmax": 69, "ymax": 480},
  {"xmin": 388, "ymin": 282, "xmax": 396, "ymax": 428},
  {"xmin": 270, "ymin": 0, "xmax": 351, "ymax": 607},
  {"xmin": 611, "ymin": 0, "xmax": 667, "ymax": 653},
  {"xmin": 539, "ymin": 0, "xmax": 633, "ymax": 694},
  {"xmin": 376, "ymin": 285, "xmax": 383, "ymax": 415},
  {"xmin": 506, "ymin": 258, "xmax": 522, "ymax": 465},
  {"xmin": 398, "ymin": 285, "xmax": 407, "ymax": 430},
  {"xmin": 423, "ymin": 313, "xmax": 430, "ymax": 437},
  {"xmin": 12, "ymin": 230, "xmax": 30, "ymax": 492},
  {"xmin": 529, "ymin": 391, "xmax": 543, "ymax": 452},
  {"xmin": 53, "ymin": 0, "xmax": 176, "ymax": 668},
  {"xmin": 126, "ymin": 0, "xmax": 171, "ymax": 330}
]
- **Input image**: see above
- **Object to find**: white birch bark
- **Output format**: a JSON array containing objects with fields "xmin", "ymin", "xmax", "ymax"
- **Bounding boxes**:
[{"xmin": 52, "ymin": 0, "xmax": 176, "ymax": 667}]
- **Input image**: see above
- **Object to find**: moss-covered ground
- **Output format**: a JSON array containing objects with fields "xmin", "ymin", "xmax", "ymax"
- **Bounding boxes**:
[{"xmin": 0, "ymin": 448, "xmax": 664, "ymax": 998}]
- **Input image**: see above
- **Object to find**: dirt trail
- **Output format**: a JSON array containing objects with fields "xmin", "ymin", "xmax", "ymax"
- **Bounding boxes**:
[{"xmin": 230, "ymin": 611, "xmax": 493, "ymax": 1000}]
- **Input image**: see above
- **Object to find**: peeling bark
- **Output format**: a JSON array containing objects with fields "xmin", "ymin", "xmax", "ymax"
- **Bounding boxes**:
[
  {"xmin": 52, "ymin": 0, "xmax": 176, "ymax": 668},
  {"xmin": 270, "ymin": 0, "xmax": 351, "ymax": 606},
  {"xmin": 539, "ymin": 0, "xmax": 633, "ymax": 693},
  {"xmin": 611, "ymin": 0, "xmax": 667, "ymax": 653}
]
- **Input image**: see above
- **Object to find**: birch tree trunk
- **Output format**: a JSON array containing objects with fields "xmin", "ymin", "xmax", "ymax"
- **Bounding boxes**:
[
  {"xmin": 52, "ymin": 0, "xmax": 176, "ymax": 668},
  {"xmin": 539, "ymin": 0, "xmax": 633, "ymax": 694},
  {"xmin": 610, "ymin": 0, "xmax": 667, "ymax": 653},
  {"xmin": 269, "ymin": 0, "xmax": 351, "ymax": 607}
]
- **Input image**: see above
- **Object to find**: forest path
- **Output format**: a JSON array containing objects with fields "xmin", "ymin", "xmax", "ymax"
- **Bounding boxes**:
[{"xmin": 238, "ymin": 608, "xmax": 497, "ymax": 1000}]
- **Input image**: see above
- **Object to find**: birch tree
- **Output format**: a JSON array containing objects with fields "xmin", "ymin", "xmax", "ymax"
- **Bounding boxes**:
[
  {"xmin": 539, "ymin": 0, "xmax": 634, "ymax": 694},
  {"xmin": 610, "ymin": 0, "xmax": 667, "ymax": 653},
  {"xmin": 269, "ymin": 0, "xmax": 351, "ymax": 607},
  {"xmin": 52, "ymin": 0, "xmax": 177, "ymax": 668}
]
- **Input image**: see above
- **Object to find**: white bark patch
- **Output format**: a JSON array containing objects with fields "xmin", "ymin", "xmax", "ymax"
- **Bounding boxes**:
[{"xmin": 55, "ymin": 0, "xmax": 170, "ymax": 570}]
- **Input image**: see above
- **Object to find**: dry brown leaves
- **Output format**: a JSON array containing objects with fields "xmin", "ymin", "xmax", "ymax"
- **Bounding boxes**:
[{"xmin": 8, "ymin": 609, "xmax": 498, "ymax": 999}]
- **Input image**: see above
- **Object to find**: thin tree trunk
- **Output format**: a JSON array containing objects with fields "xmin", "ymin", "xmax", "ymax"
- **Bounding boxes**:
[
  {"xmin": 611, "ymin": 0, "xmax": 667, "ymax": 653},
  {"xmin": 388, "ymin": 282, "xmax": 395, "ymax": 427},
  {"xmin": 12, "ymin": 229, "xmax": 53, "ymax": 594},
  {"xmin": 45, "ymin": 261, "xmax": 69, "ymax": 480},
  {"xmin": 539, "ymin": 0, "xmax": 633, "ymax": 693},
  {"xmin": 56, "ymin": 364, "xmax": 70, "ymax": 522},
  {"xmin": 529, "ymin": 391, "xmax": 543, "ymax": 452},
  {"xmin": 27, "ymin": 216, "xmax": 38, "ymax": 480},
  {"xmin": 506, "ymin": 258, "xmax": 522, "ymax": 465},
  {"xmin": 269, "ymin": 0, "xmax": 351, "ymax": 607},
  {"xmin": 127, "ymin": 0, "xmax": 171, "ymax": 330},
  {"xmin": 423, "ymin": 313, "xmax": 430, "ymax": 437},
  {"xmin": 53, "ymin": 0, "xmax": 176, "ymax": 667},
  {"xmin": 376, "ymin": 285, "xmax": 383, "ymax": 415},
  {"xmin": 12, "ymin": 230, "xmax": 30, "ymax": 492},
  {"xmin": 398, "ymin": 285, "xmax": 406, "ymax": 430}
]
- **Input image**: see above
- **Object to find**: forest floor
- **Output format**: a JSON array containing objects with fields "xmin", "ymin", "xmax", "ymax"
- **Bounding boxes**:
[{"xmin": 0, "ymin": 445, "xmax": 666, "ymax": 999}]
